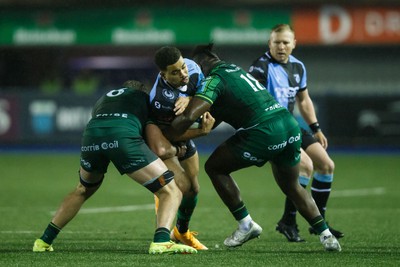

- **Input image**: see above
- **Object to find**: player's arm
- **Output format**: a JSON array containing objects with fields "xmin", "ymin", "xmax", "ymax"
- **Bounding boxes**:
[
  {"xmin": 164, "ymin": 97, "xmax": 212, "ymax": 141},
  {"xmin": 174, "ymin": 95, "xmax": 191, "ymax": 116},
  {"xmin": 296, "ymin": 89, "xmax": 328, "ymax": 149},
  {"xmin": 170, "ymin": 111, "xmax": 215, "ymax": 141},
  {"xmin": 145, "ymin": 123, "xmax": 186, "ymax": 159}
]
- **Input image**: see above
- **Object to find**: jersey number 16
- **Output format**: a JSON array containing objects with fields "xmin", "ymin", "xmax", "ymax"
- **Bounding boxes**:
[{"xmin": 240, "ymin": 73, "xmax": 265, "ymax": 92}]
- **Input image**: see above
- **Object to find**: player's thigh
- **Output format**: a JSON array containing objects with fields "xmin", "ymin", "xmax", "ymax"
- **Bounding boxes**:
[
  {"xmin": 127, "ymin": 158, "xmax": 169, "ymax": 185},
  {"xmin": 270, "ymin": 161, "xmax": 301, "ymax": 195},
  {"xmin": 205, "ymin": 140, "xmax": 254, "ymax": 175},
  {"xmin": 79, "ymin": 167, "xmax": 105, "ymax": 183},
  {"xmin": 179, "ymin": 151, "xmax": 199, "ymax": 184},
  {"xmin": 162, "ymin": 156, "xmax": 189, "ymax": 191},
  {"xmin": 304, "ymin": 142, "xmax": 334, "ymax": 173},
  {"xmin": 145, "ymin": 123, "xmax": 173, "ymax": 159},
  {"xmin": 299, "ymin": 148, "xmax": 313, "ymax": 177}
]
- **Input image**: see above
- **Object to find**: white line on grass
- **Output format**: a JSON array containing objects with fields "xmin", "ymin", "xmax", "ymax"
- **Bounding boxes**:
[
  {"xmin": 1, "ymin": 230, "xmax": 119, "ymax": 234},
  {"xmin": 330, "ymin": 187, "xmax": 386, "ymax": 197},
  {"xmin": 48, "ymin": 188, "xmax": 385, "ymax": 215},
  {"xmin": 50, "ymin": 203, "xmax": 155, "ymax": 215}
]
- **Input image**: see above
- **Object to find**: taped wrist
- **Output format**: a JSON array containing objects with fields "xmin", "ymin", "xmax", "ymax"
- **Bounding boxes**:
[
  {"xmin": 143, "ymin": 170, "xmax": 174, "ymax": 193},
  {"xmin": 309, "ymin": 122, "xmax": 321, "ymax": 134},
  {"xmin": 174, "ymin": 145, "xmax": 181, "ymax": 156}
]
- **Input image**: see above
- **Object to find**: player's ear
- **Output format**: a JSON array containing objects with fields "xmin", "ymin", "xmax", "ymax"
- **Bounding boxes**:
[
  {"xmin": 160, "ymin": 71, "xmax": 166, "ymax": 79},
  {"xmin": 293, "ymin": 38, "xmax": 297, "ymax": 49}
]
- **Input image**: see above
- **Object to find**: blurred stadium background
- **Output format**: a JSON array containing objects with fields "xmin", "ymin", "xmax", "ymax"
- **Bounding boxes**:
[{"xmin": 1, "ymin": 0, "xmax": 400, "ymax": 152}]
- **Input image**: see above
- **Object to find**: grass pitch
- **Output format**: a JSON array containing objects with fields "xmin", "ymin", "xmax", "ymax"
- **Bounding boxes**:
[{"xmin": 1, "ymin": 152, "xmax": 399, "ymax": 266}]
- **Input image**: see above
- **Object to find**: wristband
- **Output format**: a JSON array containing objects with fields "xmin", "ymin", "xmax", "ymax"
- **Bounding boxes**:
[
  {"xmin": 174, "ymin": 145, "xmax": 180, "ymax": 156},
  {"xmin": 309, "ymin": 122, "xmax": 321, "ymax": 133}
]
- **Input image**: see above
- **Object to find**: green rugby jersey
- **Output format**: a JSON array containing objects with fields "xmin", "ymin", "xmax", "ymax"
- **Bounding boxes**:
[
  {"xmin": 87, "ymin": 87, "xmax": 149, "ymax": 131},
  {"xmin": 195, "ymin": 62, "xmax": 287, "ymax": 129}
]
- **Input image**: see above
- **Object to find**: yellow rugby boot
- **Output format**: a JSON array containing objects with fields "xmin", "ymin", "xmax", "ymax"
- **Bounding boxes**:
[
  {"xmin": 171, "ymin": 226, "xmax": 208, "ymax": 250},
  {"xmin": 33, "ymin": 239, "xmax": 54, "ymax": 252},
  {"xmin": 149, "ymin": 241, "xmax": 197, "ymax": 254}
]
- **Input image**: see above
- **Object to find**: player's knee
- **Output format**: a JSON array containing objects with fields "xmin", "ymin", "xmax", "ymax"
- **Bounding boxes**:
[
  {"xmin": 204, "ymin": 159, "xmax": 217, "ymax": 177},
  {"xmin": 184, "ymin": 182, "xmax": 200, "ymax": 197},
  {"xmin": 192, "ymin": 183, "xmax": 200, "ymax": 195},
  {"xmin": 143, "ymin": 170, "xmax": 175, "ymax": 193},
  {"xmin": 153, "ymin": 146, "xmax": 170, "ymax": 160},
  {"xmin": 183, "ymin": 172, "xmax": 200, "ymax": 195},
  {"xmin": 79, "ymin": 171, "xmax": 104, "ymax": 189},
  {"xmin": 316, "ymin": 159, "xmax": 335, "ymax": 174},
  {"xmin": 300, "ymin": 157, "xmax": 313, "ymax": 177}
]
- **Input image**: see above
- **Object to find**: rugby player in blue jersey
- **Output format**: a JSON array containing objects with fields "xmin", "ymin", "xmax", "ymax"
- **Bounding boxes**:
[
  {"xmin": 145, "ymin": 46, "xmax": 212, "ymax": 250},
  {"xmin": 249, "ymin": 24, "xmax": 344, "ymax": 242}
]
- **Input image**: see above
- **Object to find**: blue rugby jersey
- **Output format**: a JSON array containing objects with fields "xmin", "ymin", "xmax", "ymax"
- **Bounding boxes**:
[
  {"xmin": 149, "ymin": 58, "xmax": 204, "ymax": 126},
  {"xmin": 249, "ymin": 51, "xmax": 307, "ymax": 114}
]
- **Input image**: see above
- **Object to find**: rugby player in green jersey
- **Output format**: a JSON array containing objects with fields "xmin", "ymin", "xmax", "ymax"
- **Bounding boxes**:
[
  {"xmin": 33, "ymin": 81, "xmax": 197, "ymax": 255},
  {"xmin": 164, "ymin": 44, "xmax": 341, "ymax": 252}
]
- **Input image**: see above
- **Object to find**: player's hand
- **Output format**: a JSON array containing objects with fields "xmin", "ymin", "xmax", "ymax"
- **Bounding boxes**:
[
  {"xmin": 200, "ymin": 112, "xmax": 215, "ymax": 134},
  {"xmin": 175, "ymin": 142, "xmax": 187, "ymax": 158},
  {"xmin": 174, "ymin": 96, "xmax": 191, "ymax": 115},
  {"xmin": 314, "ymin": 131, "xmax": 328, "ymax": 149}
]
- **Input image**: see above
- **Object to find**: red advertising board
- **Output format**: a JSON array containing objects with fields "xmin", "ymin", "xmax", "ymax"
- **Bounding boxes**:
[{"xmin": 293, "ymin": 5, "xmax": 400, "ymax": 45}]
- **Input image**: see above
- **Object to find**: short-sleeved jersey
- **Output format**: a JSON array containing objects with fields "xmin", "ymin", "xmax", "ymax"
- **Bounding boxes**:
[
  {"xmin": 248, "ymin": 51, "xmax": 307, "ymax": 113},
  {"xmin": 149, "ymin": 58, "xmax": 204, "ymax": 126},
  {"xmin": 195, "ymin": 61, "xmax": 287, "ymax": 130},
  {"xmin": 88, "ymin": 87, "xmax": 149, "ymax": 132}
]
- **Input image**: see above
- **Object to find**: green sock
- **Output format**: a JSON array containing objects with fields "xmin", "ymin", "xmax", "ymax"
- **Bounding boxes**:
[
  {"xmin": 40, "ymin": 222, "xmax": 61, "ymax": 244},
  {"xmin": 309, "ymin": 215, "xmax": 328, "ymax": 234},
  {"xmin": 153, "ymin": 227, "xmax": 170, "ymax": 242},
  {"xmin": 176, "ymin": 195, "xmax": 198, "ymax": 233},
  {"xmin": 229, "ymin": 201, "xmax": 249, "ymax": 221}
]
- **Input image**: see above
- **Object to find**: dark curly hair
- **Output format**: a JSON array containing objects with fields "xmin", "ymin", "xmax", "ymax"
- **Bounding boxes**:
[
  {"xmin": 154, "ymin": 46, "xmax": 182, "ymax": 71},
  {"xmin": 192, "ymin": 43, "xmax": 218, "ymax": 59},
  {"xmin": 123, "ymin": 80, "xmax": 149, "ymax": 94}
]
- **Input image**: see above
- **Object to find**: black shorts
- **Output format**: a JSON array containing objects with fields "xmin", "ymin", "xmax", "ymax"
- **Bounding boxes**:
[
  {"xmin": 172, "ymin": 139, "xmax": 197, "ymax": 161},
  {"xmin": 301, "ymin": 128, "xmax": 318, "ymax": 150}
]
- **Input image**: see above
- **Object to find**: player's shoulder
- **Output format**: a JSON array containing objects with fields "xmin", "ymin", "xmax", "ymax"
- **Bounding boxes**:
[
  {"xmin": 249, "ymin": 53, "xmax": 270, "ymax": 75},
  {"xmin": 251, "ymin": 52, "xmax": 272, "ymax": 68},
  {"xmin": 184, "ymin": 58, "xmax": 202, "ymax": 73},
  {"xmin": 288, "ymin": 55, "xmax": 305, "ymax": 66},
  {"xmin": 255, "ymin": 52, "xmax": 270, "ymax": 62},
  {"xmin": 149, "ymin": 74, "xmax": 164, "ymax": 100}
]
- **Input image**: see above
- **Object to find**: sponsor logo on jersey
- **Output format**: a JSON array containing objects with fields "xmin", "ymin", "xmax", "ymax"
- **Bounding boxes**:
[
  {"xmin": 242, "ymin": 151, "xmax": 264, "ymax": 162},
  {"xmin": 265, "ymin": 103, "xmax": 282, "ymax": 112},
  {"xmin": 101, "ymin": 141, "xmax": 119, "ymax": 150},
  {"xmin": 274, "ymin": 87, "xmax": 299, "ymax": 99},
  {"xmin": 81, "ymin": 141, "xmax": 119, "ymax": 151},
  {"xmin": 80, "ymin": 158, "xmax": 92, "ymax": 169},
  {"xmin": 249, "ymin": 66, "xmax": 265, "ymax": 74},
  {"xmin": 225, "ymin": 65, "xmax": 240, "ymax": 73},
  {"xmin": 96, "ymin": 113, "xmax": 128, "ymax": 118},
  {"xmin": 267, "ymin": 133, "xmax": 301, "ymax": 151},
  {"xmin": 162, "ymin": 88, "xmax": 175, "ymax": 99},
  {"xmin": 293, "ymin": 74, "xmax": 300, "ymax": 83}
]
